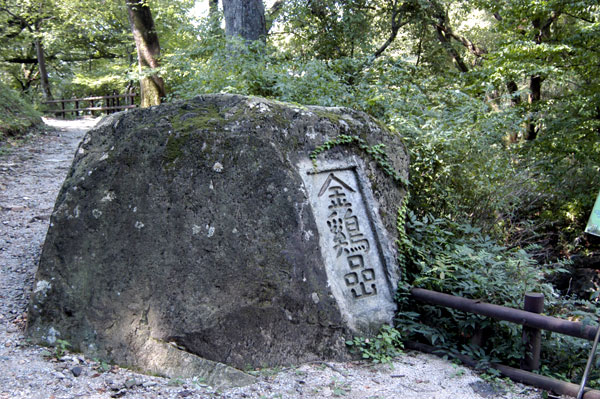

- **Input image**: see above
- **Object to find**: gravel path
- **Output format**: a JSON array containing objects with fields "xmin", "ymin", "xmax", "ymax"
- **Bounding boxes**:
[{"xmin": 0, "ymin": 117, "xmax": 548, "ymax": 399}]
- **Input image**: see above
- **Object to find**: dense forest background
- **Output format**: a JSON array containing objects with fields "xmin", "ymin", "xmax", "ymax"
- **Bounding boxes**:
[{"xmin": 2, "ymin": 0, "xmax": 600, "ymax": 385}]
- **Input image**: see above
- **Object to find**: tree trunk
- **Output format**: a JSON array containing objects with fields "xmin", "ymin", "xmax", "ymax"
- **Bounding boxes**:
[
  {"xmin": 435, "ymin": 26, "xmax": 469, "ymax": 73},
  {"xmin": 523, "ymin": 12, "xmax": 558, "ymax": 140},
  {"xmin": 208, "ymin": 0, "xmax": 223, "ymax": 36},
  {"xmin": 506, "ymin": 80, "xmax": 521, "ymax": 142},
  {"xmin": 126, "ymin": 0, "xmax": 165, "ymax": 108},
  {"xmin": 428, "ymin": 1, "xmax": 469, "ymax": 73},
  {"xmin": 34, "ymin": 37, "xmax": 53, "ymax": 101},
  {"xmin": 525, "ymin": 75, "xmax": 542, "ymax": 140},
  {"xmin": 209, "ymin": 0, "xmax": 219, "ymax": 15},
  {"xmin": 373, "ymin": 2, "xmax": 411, "ymax": 59},
  {"xmin": 266, "ymin": 0, "xmax": 284, "ymax": 34},
  {"xmin": 222, "ymin": 0, "xmax": 266, "ymax": 42},
  {"xmin": 507, "ymin": 81, "xmax": 521, "ymax": 107}
]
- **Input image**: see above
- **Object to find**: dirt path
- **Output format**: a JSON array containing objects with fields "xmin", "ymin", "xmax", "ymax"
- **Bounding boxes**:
[{"xmin": 0, "ymin": 118, "xmax": 547, "ymax": 398}]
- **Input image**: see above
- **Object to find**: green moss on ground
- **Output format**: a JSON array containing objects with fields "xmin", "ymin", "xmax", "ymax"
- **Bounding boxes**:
[{"xmin": 0, "ymin": 82, "xmax": 43, "ymax": 139}]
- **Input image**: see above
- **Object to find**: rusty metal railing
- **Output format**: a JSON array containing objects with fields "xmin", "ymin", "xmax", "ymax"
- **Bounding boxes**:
[{"xmin": 410, "ymin": 288, "xmax": 600, "ymax": 398}]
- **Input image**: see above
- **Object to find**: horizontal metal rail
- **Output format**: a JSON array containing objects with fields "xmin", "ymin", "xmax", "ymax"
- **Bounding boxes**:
[
  {"xmin": 410, "ymin": 287, "xmax": 600, "ymax": 397},
  {"xmin": 411, "ymin": 287, "xmax": 598, "ymax": 341},
  {"xmin": 406, "ymin": 341, "xmax": 600, "ymax": 399}
]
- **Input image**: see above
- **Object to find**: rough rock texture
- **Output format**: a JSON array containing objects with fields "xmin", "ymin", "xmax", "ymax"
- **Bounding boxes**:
[{"xmin": 26, "ymin": 94, "xmax": 408, "ymax": 386}]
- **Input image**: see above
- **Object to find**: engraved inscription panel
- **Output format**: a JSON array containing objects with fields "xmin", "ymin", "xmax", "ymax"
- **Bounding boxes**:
[
  {"xmin": 319, "ymin": 173, "xmax": 377, "ymax": 300},
  {"xmin": 300, "ymin": 159, "xmax": 396, "ymax": 332}
]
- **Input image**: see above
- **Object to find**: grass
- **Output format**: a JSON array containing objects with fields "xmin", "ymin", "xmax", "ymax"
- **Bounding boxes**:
[{"xmin": 0, "ymin": 82, "xmax": 43, "ymax": 140}]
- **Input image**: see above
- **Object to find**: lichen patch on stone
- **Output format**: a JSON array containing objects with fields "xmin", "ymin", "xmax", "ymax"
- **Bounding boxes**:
[
  {"xmin": 101, "ymin": 191, "xmax": 116, "ymax": 202},
  {"xmin": 206, "ymin": 225, "xmax": 215, "ymax": 237},
  {"xmin": 212, "ymin": 162, "xmax": 223, "ymax": 172},
  {"xmin": 45, "ymin": 327, "xmax": 60, "ymax": 345},
  {"xmin": 34, "ymin": 280, "xmax": 51, "ymax": 295}
]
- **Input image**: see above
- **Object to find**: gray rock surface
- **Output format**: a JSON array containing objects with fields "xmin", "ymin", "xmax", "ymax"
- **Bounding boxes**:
[
  {"xmin": 0, "ymin": 117, "xmax": 547, "ymax": 399},
  {"xmin": 26, "ymin": 94, "xmax": 409, "ymax": 386}
]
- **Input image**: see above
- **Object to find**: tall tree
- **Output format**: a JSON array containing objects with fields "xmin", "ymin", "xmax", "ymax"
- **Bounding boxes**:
[
  {"xmin": 523, "ymin": 11, "xmax": 560, "ymax": 140},
  {"xmin": 126, "ymin": 0, "xmax": 165, "ymax": 107},
  {"xmin": 477, "ymin": 0, "xmax": 600, "ymax": 141},
  {"xmin": 0, "ymin": 0, "xmax": 54, "ymax": 100},
  {"xmin": 222, "ymin": 0, "xmax": 266, "ymax": 42},
  {"xmin": 33, "ymin": 34, "xmax": 52, "ymax": 100},
  {"xmin": 207, "ymin": 0, "xmax": 222, "ymax": 36},
  {"xmin": 209, "ymin": 0, "xmax": 218, "ymax": 16}
]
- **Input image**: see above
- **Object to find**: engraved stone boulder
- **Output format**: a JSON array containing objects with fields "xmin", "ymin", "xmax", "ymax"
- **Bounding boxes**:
[{"xmin": 27, "ymin": 94, "xmax": 409, "ymax": 387}]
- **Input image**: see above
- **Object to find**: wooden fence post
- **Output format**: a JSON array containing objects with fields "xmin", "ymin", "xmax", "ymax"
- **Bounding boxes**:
[{"xmin": 522, "ymin": 293, "xmax": 544, "ymax": 371}]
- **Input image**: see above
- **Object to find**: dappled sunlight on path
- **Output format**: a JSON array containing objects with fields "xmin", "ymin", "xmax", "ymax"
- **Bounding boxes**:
[{"xmin": 42, "ymin": 116, "xmax": 100, "ymax": 132}]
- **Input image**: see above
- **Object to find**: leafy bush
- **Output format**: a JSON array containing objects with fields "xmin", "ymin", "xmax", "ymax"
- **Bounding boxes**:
[
  {"xmin": 396, "ymin": 211, "xmax": 600, "ymax": 384},
  {"xmin": 165, "ymin": 34, "xmax": 598, "ymax": 253},
  {"xmin": 162, "ymin": 18, "xmax": 600, "ymax": 381},
  {"xmin": 0, "ymin": 81, "xmax": 43, "ymax": 139},
  {"xmin": 346, "ymin": 325, "xmax": 404, "ymax": 364}
]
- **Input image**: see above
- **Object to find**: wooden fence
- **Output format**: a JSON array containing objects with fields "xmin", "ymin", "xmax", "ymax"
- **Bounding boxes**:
[{"xmin": 42, "ymin": 93, "xmax": 137, "ymax": 118}]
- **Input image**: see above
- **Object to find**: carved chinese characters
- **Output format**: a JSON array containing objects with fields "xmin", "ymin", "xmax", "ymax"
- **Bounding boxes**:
[
  {"xmin": 299, "ymin": 159, "xmax": 398, "ymax": 333},
  {"xmin": 320, "ymin": 173, "xmax": 377, "ymax": 299}
]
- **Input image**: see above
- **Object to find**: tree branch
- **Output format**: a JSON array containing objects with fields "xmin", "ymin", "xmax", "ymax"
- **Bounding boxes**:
[
  {"xmin": 0, "ymin": 16, "xmax": 28, "ymax": 38},
  {"xmin": 266, "ymin": 0, "xmax": 284, "ymax": 34},
  {"xmin": 434, "ymin": 24, "xmax": 487, "ymax": 56},
  {"xmin": 2, "ymin": 52, "xmax": 121, "ymax": 64},
  {"xmin": 562, "ymin": 11, "xmax": 595, "ymax": 24},
  {"xmin": 435, "ymin": 26, "xmax": 469, "ymax": 72},
  {"xmin": 372, "ymin": 1, "xmax": 414, "ymax": 59}
]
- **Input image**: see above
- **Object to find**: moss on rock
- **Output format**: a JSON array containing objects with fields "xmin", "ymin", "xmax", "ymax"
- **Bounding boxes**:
[{"xmin": 27, "ymin": 93, "xmax": 409, "ymax": 387}]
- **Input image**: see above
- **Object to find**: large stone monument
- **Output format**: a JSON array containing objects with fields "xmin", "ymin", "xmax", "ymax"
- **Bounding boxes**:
[{"xmin": 27, "ymin": 94, "xmax": 408, "ymax": 387}]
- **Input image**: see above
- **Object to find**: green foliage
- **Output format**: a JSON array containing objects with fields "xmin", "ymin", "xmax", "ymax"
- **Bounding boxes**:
[
  {"xmin": 167, "ymin": 378, "xmax": 184, "ymax": 386},
  {"xmin": 395, "ymin": 211, "xmax": 600, "ymax": 383},
  {"xmin": 164, "ymin": 22, "xmax": 598, "ymax": 250},
  {"xmin": 329, "ymin": 377, "xmax": 352, "ymax": 397},
  {"xmin": 346, "ymin": 325, "xmax": 404, "ymax": 364},
  {"xmin": 98, "ymin": 361, "xmax": 111, "ymax": 373},
  {"xmin": 0, "ymin": 0, "xmax": 198, "ymax": 99},
  {"xmin": 0, "ymin": 81, "xmax": 42, "ymax": 138},
  {"xmin": 41, "ymin": 339, "xmax": 72, "ymax": 360},
  {"xmin": 278, "ymin": 0, "xmax": 382, "ymax": 60},
  {"xmin": 1, "ymin": 0, "xmax": 598, "ymax": 386},
  {"xmin": 309, "ymin": 134, "xmax": 408, "ymax": 187}
]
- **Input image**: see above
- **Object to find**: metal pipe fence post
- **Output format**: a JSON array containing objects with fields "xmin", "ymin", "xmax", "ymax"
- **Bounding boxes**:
[
  {"xmin": 577, "ymin": 322, "xmax": 600, "ymax": 399},
  {"xmin": 521, "ymin": 293, "xmax": 544, "ymax": 371}
]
